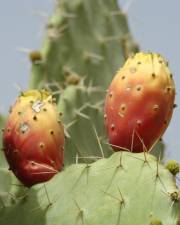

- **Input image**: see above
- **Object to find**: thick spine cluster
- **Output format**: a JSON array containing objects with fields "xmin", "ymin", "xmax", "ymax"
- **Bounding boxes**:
[
  {"xmin": 2, "ymin": 90, "xmax": 64, "ymax": 187},
  {"xmin": 104, "ymin": 52, "xmax": 175, "ymax": 152}
]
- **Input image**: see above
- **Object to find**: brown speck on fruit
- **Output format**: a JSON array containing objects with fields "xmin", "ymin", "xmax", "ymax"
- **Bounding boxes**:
[
  {"xmin": 50, "ymin": 130, "xmax": 54, "ymax": 135},
  {"xmin": 137, "ymin": 61, "xmax": 141, "ymax": 65},
  {"xmin": 164, "ymin": 120, "xmax": 167, "ymax": 125},
  {"xmin": 43, "ymin": 108, "xmax": 47, "ymax": 112},
  {"xmin": 30, "ymin": 100, "xmax": 34, "ymax": 104},
  {"xmin": 153, "ymin": 104, "xmax": 159, "ymax": 111},
  {"xmin": 1, "ymin": 128, "xmax": 5, "ymax": 132},
  {"xmin": 18, "ymin": 111, "xmax": 22, "ymax": 115},
  {"xmin": 30, "ymin": 161, "xmax": 35, "ymax": 166},
  {"xmin": 39, "ymin": 142, "xmax": 45, "ymax": 149},
  {"xmin": 59, "ymin": 112, "xmax": 63, "ymax": 116},
  {"xmin": 104, "ymin": 114, "xmax": 107, "ymax": 120},
  {"xmin": 170, "ymin": 74, "xmax": 173, "ymax": 79},
  {"xmin": 111, "ymin": 124, "xmax": 115, "ymax": 130},
  {"xmin": 173, "ymin": 104, "xmax": 177, "ymax": 108},
  {"xmin": 109, "ymin": 92, "xmax": 113, "ymax": 97},
  {"xmin": 121, "ymin": 76, "xmax": 125, "ymax": 80},
  {"xmin": 136, "ymin": 85, "xmax": 142, "ymax": 91},
  {"xmin": 152, "ymin": 73, "xmax": 156, "ymax": 78},
  {"xmin": 159, "ymin": 60, "xmax": 163, "ymax": 64},
  {"xmin": 166, "ymin": 86, "xmax": 171, "ymax": 92},
  {"xmin": 33, "ymin": 115, "xmax": 37, "ymax": 121},
  {"xmin": 7, "ymin": 128, "xmax": 11, "ymax": 132},
  {"xmin": 120, "ymin": 104, "xmax": 126, "ymax": 111}
]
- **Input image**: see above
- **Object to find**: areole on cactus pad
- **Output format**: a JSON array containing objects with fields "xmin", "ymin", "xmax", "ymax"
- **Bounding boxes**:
[
  {"xmin": 104, "ymin": 52, "xmax": 175, "ymax": 152},
  {"xmin": 2, "ymin": 90, "xmax": 64, "ymax": 187}
]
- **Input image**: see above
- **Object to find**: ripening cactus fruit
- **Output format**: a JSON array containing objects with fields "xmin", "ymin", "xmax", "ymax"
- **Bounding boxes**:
[
  {"xmin": 104, "ymin": 52, "xmax": 175, "ymax": 152},
  {"xmin": 2, "ymin": 90, "xmax": 64, "ymax": 187}
]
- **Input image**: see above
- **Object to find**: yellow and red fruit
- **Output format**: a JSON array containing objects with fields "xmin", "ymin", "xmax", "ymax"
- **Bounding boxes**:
[
  {"xmin": 104, "ymin": 52, "xmax": 175, "ymax": 152},
  {"xmin": 3, "ymin": 90, "xmax": 64, "ymax": 187}
]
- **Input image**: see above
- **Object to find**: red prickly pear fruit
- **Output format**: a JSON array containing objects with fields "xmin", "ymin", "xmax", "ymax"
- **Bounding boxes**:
[
  {"xmin": 3, "ymin": 90, "xmax": 64, "ymax": 187},
  {"xmin": 104, "ymin": 52, "xmax": 175, "ymax": 153}
]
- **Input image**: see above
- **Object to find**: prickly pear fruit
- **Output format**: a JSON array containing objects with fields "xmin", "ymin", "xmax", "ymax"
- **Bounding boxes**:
[
  {"xmin": 104, "ymin": 52, "xmax": 175, "ymax": 152},
  {"xmin": 2, "ymin": 90, "xmax": 64, "ymax": 187}
]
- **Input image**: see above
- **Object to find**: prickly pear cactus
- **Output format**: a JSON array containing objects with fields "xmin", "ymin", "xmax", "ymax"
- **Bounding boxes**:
[
  {"xmin": 1, "ymin": 0, "xmax": 178, "ymax": 224},
  {"xmin": 28, "ymin": 0, "xmax": 166, "ymax": 164},
  {"xmin": 104, "ymin": 52, "xmax": 175, "ymax": 153},
  {"xmin": 0, "ymin": 152, "xmax": 179, "ymax": 225},
  {"xmin": 2, "ymin": 90, "xmax": 64, "ymax": 187}
]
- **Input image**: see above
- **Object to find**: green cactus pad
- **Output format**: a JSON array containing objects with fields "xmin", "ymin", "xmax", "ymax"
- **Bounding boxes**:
[
  {"xmin": 29, "ymin": 0, "xmax": 138, "ymax": 89},
  {"xmin": 0, "ymin": 152, "xmax": 179, "ymax": 225},
  {"xmin": 58, "ymin": 84, "xmax": 113, "ymax": 165}
]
